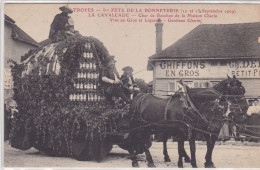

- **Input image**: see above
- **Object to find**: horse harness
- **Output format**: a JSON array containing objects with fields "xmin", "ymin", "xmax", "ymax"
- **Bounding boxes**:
[
  {"xmin": 134, "ymin": 88, "xmax": 182, "ymax": 122},
  {"xmin": 132, "ymin": 86, "xmax": 229, "ymax": 139},
  {"xmin": 124, "ymin": 79, "xmax": 260, "ymax": 140}
]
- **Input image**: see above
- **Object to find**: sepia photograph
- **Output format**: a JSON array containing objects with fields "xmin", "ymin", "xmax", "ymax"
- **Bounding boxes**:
[{"xmin": 2, "ymin": 2, "xmax": 260, "ymax": 168}]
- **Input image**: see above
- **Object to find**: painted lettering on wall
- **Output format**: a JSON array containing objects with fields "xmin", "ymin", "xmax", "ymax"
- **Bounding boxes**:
[
  {"xmin": 229, "ymin": 60, "xmax": 260, "ymax": 77},
  {"xmin": 229, "ymin": 60, "xmax": 260, "ymax": 69},
  {"xmin": 160, "ymin": 61, "xmax": 205, "ymax": 77},
  {"xmin": 160, "ymin": 61, "xmax": 205, "ymax": 70},
  {"xmin": 156, "ymin": 59, "xmax": 260, "ymax": 78}
]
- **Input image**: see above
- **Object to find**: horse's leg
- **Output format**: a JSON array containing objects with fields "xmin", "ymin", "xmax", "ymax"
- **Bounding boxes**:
[
  {"xmin": 129, "ymin": 148, "xmax": 139, "ymax": 167},
  {"xmin": 189, "ymin": 131, "xmax": 197, "ymax": 168},
  {"xmin": 177, "ymin": 140, "xmax": 184, "ymax": 168},
  {"xmin": 181, "ymin": 142, "xmax": 191, "ymax": 163},
  {"xmin": 144, "ymin": 138, "xmax": 155, "ymax": 168},
  {"xmin": 177, "ymin": 139, "xmax": 191, "ymax": 165},
  {"xmin": 204, "ymin": 134, "xmax": 217, "ymax": 168},
  {"xmin": 163, "ymin": 133, "xmax": 171, "ymax": 162}
]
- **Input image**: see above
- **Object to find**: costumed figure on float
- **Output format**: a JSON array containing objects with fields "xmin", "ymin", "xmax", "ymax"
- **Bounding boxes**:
[{"xmin": 8, "ymin": 5, "xmax": 138, "ymax": 163}]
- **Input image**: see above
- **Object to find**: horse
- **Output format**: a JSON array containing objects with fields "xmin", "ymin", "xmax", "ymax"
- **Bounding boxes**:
[{"xmin": 128, "ymin": 75, "xmax": 248, "ymax": 168}]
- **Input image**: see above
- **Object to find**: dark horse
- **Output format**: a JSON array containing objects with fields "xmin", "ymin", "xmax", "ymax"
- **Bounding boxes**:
[{"xmin": 128, "ymin": 75, "xmax": 248, "ymax": 168}]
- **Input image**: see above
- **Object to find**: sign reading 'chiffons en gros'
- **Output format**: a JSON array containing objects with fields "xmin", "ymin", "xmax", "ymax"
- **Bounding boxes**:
[
  {"xmin": 156, "ymin": 59, "xmax": 260, "ymax": 78},
  {"xmin": 148, "ymin": 21, "xmax": 260, "ymax": 97}
]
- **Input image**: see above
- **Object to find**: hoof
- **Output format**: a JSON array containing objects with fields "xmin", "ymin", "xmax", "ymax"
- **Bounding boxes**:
[
  {"xmin": 191, "ymin": 163, "xmax": 197, "ymax": 168},
  {"xmin": 204, "ymin": 162, "xmax": 216, "ymax": 168},
  {"xmin": 132, "ymin": 162, "xmax": 139, "ymax": 168},
  {"xmin": 164, "ymin": 157, "xmax": 171, "ymax": 162},
  {"xmin": 184, "ymin": 157, "xmax": 191, "ymax": 163},
  {"xmin": 178, "ymin": 162, "xmax": 183, "ymax": 168},
  {"xmin": 148, "ymin": 163, "xmax": 156, "ymax": 168}
]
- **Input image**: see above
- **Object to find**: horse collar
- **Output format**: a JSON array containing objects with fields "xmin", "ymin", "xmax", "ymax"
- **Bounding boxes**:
[
  {"xmin": 135, "ymin": 94, "xmax": 149, "ymax": 121},
  {"xmin": 164, "ymin": 96, "xmax": 173, "ymax": 120}
]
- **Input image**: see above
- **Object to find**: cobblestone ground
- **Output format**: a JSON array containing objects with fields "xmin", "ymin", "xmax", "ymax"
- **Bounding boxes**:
[{"xmin": 4, "ymin": 140, "xmax": 260, "ymax": 168}]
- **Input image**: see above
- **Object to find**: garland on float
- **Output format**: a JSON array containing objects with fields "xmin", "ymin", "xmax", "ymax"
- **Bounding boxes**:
[{"xmin": 9, "ymin": 36, "xmax": 128, "ymax": 157}]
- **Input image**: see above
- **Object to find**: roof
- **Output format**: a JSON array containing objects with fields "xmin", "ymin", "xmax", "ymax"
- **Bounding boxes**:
[
  {"xmin": 5, "ymin": 15, "xmax": 40, "ymax": 47},
  {"xmin": 39, "ymin": 39, "xmax": 53, "ymax": 46},
  {"xmin": 149, "ymin": 22, "xmax": 260, "ymax": 60},
  {"xmin": 5, "ymin": 15, "xmax": 15, "ymax": 23}
]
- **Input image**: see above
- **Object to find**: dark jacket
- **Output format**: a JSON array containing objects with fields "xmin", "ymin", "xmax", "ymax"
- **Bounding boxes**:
[
  {"xmin": 121, "ymin": 74, "xmax": 135, "ymax": 87},
  {"xmin": 100, "ymin": 67, "xmax": 120, "ymax": 89},
  {"xmin": 49, "ymin": 13, "xmax": 70, "ymax": 39}
]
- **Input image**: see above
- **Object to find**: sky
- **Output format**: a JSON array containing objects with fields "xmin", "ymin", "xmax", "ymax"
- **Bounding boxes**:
[{"xmin": 4, "ymin": 3, "xmax": 260, "ymax": 82}]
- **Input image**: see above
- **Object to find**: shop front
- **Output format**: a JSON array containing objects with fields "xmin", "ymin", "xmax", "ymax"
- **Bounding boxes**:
[{"xmin": 152, "ymin": 58, "xmax": 260, "ymax": 98}]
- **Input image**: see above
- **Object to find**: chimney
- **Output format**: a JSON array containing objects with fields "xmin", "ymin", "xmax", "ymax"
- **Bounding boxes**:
[{"xmin": 155, "ymin": 18, "xmax": 163, "ymax": 54}]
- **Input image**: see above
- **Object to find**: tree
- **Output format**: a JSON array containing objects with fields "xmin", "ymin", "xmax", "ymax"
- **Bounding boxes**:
[{"xmin": 134, "ymin": 78, "xmax": 148, "ymax": 93}]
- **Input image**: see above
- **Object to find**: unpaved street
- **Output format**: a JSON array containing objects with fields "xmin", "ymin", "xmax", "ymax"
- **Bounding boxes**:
[{"xmin": 4, "ymin": 140, "xmax": 260, "ymax": 168}]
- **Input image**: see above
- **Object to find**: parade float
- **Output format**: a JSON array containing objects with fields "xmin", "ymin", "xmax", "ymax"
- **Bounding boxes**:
[{"xmin": 9, "ymin": 35, "xmax": 131, "ymax": 161}]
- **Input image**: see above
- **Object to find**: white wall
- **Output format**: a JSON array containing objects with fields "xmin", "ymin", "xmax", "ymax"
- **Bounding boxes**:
[
  {"xmin": 4, "ymin": 23, "xmax": 38, "ymax": 105},
  {"xmin": 4, "ymin": 23, "xmax": 37, "ymax": 68},
  {"xmin": 153, "ymin": 59, "xmax": 260, "ymax": 98},
  {"xmin": 155, "ymin": 59, "xmax": 260, "ymax": 79}
]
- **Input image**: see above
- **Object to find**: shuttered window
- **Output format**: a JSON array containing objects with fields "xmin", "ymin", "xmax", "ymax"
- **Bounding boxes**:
[
  {"xmin": 194, "ymin": 82, "xmax": 199, "ymax": 88},
  {"xmin": 176, "ymin": 81, "xmax": 193, "ymax": 89},
  {"xmin": 211, "ymin": 61, "xmax": 218, "ymax": 66},
  {"xmin": 220, "ymin": 60, "xmax": 227, "ymax": 66},
  {"xmin": 210, "ymin": 81, "xmax": 220, "ymax": 87},
  {"xmin": 183, "ymin": 81, "xmax": 193, "ymax": 88},
  {"xmin": 168, "ymin": 81, "xmax": 175, "ymax": 95}
]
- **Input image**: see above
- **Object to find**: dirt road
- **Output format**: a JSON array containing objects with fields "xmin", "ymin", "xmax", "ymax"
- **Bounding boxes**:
[{"xmin": 4, "ymin": 140, "xmax": 260, "ymax": 168}]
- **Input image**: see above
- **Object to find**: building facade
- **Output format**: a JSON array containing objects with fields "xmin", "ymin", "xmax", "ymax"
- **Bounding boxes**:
[
  {"xmin": 148, "ymin": 22, "xmax": 260, "ymax": 99},
  {"xmin": 4, "ymin": 15, "xmax": 40, "ymax": 107}
]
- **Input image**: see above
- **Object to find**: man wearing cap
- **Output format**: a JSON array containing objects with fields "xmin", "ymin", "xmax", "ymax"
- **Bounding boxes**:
[
  {"xmin": 100, "ymin": 56, "xmax": 131, "ymax": 106},
  {"xmin": 121, "ymin": 66, "xmax": 139, "ymax": 99},
  {"xmin": 49, "ymin": 5, "xmax": 75, "ymax": 42}
]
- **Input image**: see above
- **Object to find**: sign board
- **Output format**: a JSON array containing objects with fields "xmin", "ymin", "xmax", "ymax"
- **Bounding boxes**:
[{"xmin": 155, "ymin": 59, "xmax": 260, "ymax": 79}]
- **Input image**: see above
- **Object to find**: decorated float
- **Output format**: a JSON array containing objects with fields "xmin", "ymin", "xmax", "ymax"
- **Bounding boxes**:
[{"xmin": 9, "ymin": 35, "xmax": 131, "ymax": 161}]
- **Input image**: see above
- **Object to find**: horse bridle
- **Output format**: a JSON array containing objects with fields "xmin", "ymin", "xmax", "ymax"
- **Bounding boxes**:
[{"xmin": 210, "ymin": 92, "xmax": 246, "ymax": 130}]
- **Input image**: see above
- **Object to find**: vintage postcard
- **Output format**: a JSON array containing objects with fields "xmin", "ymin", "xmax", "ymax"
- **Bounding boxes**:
[{"xmin": 2, "ymin": 2, "xmax": 260, "ymax": 169}]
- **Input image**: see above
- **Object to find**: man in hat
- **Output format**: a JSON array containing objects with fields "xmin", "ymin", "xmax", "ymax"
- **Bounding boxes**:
[
  {"xmin": 49, "ymin": 5, "xmax": 75, "ymax": 42},
  {"xmin": 100, "ymin": 56, "xmax": 131, "ymax": 106},
  {"xmin": 121, "ymin": 66, "xmax": 139, "ymax": 99}
]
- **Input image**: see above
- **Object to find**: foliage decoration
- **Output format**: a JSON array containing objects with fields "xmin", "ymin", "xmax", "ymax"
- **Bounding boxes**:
[{"xmin": 9, "ymin": 35, "xmax": 128, "ymax": 159}]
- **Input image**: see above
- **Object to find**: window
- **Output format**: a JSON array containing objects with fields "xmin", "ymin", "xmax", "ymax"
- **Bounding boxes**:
[
  {"xmin": 168, "ymin": 80, "xmax": 195, "ymax": 95},
  {"xmin": 202, "ymin": 82, "xmax": 210, "ymax": 88},
  {"xmin": 210, "ymin": 81, "xmax": 220, "ymax": 87},
  {"xmin": 168, "ymin": 81, "xmax": 175, "ymax": 95},
  {"xmin": 194, "ymin": 82, "xmax": 199, "ymax": 88},
  {"xmin": 193, "ymin": 81, "xmax": 209, "ymax": 88},
  {"xmin": 210, "ymin": 61, "xmax": 218, "ymax": 66},
  {"xmin": 220, "ymin": 60, "xmax": 227, "ymax": 66},
  {"xmin": 184, "ymin": 81, "xmax": 193, "ymax": 88},
  {"xmin": 177, "ymin": 81, "xmax": 193, "ymax": 88}
]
